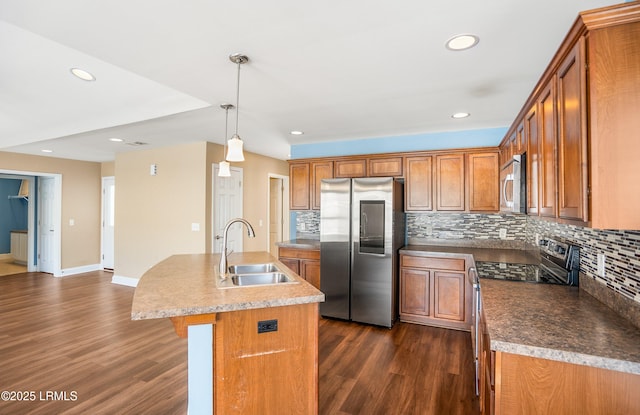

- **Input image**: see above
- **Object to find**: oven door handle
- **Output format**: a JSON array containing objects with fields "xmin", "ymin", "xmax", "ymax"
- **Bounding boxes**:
[{"xmin": 538, "ymin": 263, "xmax": 567, "ymax": 284}]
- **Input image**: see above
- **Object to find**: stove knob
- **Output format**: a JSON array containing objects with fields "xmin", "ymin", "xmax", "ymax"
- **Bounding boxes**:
[{"xmin": 557, "ymin": 246, "xmax": 566, "ymax": 255}]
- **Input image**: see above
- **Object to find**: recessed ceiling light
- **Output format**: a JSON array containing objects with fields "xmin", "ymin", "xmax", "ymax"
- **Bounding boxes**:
[
  {"xmin": 109, "ymin": 138, "xmax": 124, "ymax": 142},
  {"xmin": 70, "ymin": 67, "xmax": 96, "ymax": 81},
  {"xmin": 41, "ymin": 149, "xmax": 53, "ymax": 153},
  {"xmin": 452, "ymin": 112, "xmax": 471, "ymax": 119},
  {"xmin": 445, "ymin": 34, "xmax": 479, "ymax": 51},
  {"xmin": 290, "ymin": 130, "xmax": 304, "ymax": 136}
]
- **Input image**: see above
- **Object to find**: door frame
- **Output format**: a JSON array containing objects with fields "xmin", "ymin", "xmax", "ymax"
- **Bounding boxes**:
[
  {"xmin": 101, "ymin": 176, "xmax": 115, "ymax": 269},
  {"xmin": 0, "ymin": 169, "xmax": 62, "ymax": 275},
  {"xmin": 267, "ymin": 173, "xmax": 289, "ymax": 252}
]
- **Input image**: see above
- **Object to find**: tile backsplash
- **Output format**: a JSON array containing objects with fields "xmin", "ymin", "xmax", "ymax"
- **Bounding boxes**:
[{"xmin": 294, "ymin": 210, "xmax": 640, "ymax": 306}]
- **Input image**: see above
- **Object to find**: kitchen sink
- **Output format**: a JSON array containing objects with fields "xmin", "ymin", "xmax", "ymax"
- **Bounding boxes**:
[
  {"xmin": 231, "ymin": 272, "xmax": 295, "ymax": 286},
  {"xmin": 228, "ymin": 263, "xmax": 280, "ymax": 274}
]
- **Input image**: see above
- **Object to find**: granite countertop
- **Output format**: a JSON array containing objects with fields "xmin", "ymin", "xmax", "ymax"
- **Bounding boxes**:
[
  {"xmin": 400, "ymin": 243, "xmax": 640, "ymax": 375},
  {"xmin": 400, "ymin": 244, "xmax": 539, "ymax": 264},
  {"xmin": 131, "ymin": 251, "xmax": 324, "ymax": 320},
  {"xmin": 276, "ymin": 239, "xmax": 321, "ymax": 250},
  {"xmin": 481, "ymin": 278, "xmax": 640, "ymax": 375}
]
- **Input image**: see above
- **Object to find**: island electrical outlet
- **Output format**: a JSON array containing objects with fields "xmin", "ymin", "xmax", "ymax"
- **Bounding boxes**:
[{"xmin": 257, "ymin": 319, "xmax": 278, "ymax": 333}]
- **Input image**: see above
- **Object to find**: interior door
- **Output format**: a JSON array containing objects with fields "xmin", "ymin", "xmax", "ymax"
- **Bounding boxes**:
[
  {"xmin": 101, "ymin": 176, "xmax": 115, "ymax": 269},
  {"xmin": 38, "ymin": 177, "xmax": 55, "ymax": 273},
  {"xmin": 213, "ymin": 165, "xmax": 243, "ymax": 254}
]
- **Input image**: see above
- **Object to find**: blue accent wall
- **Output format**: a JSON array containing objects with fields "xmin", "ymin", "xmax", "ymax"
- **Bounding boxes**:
[
  {"xmin": 290, "ymin": 127, "xmax": 507, "ymax": 159},
  {"xmin": 0, "ymin": 179, "xmax": 28, "ymax": 254}
]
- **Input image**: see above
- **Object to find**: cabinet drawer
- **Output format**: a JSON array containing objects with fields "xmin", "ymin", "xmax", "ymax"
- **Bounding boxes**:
[
  {"xmin": 278, "ymin": 247, "xmax": 320, "ymax": 260},
  {"xmin": 401, "ymin": 255, "xmax": 465, "ymax": 271}
]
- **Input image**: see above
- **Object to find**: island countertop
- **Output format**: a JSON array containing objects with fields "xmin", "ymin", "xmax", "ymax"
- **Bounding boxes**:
[{"xmin": 131, "ymin": 251, "xmax": 325, "ymax": 320}]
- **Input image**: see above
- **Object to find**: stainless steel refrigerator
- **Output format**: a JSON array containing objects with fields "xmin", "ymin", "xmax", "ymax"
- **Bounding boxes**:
[{"xmin": 320, "ymin": 177, "xmax": 404, "ymax": 327}]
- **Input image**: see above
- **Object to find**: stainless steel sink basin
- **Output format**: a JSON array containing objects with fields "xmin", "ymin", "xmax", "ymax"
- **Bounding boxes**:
[
  {"xmin": 228, "ymin": 263, "xmax": 279, "ymax": 274},
  {"xmin": 231, "ymin": 272, "xmax": 295, "ymax": 286}
]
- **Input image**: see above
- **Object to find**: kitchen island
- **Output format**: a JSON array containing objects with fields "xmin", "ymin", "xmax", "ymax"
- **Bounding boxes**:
[{"xmin": 131, "ymin": 251, "xmax": 324, "ymax": 415}]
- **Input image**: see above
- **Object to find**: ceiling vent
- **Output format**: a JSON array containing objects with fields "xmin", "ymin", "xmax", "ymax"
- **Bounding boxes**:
[{"xmin": 125, "ymin": 141, "xmax": 148, "ymax": 146}]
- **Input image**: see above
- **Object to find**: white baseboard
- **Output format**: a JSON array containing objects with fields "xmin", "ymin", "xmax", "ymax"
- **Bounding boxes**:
[
  {"xmin": 55, "ymin": 264, "xmax": 102, "ymax": 277},
  {"xmin": 111, "ymin": 275, "xmax": 139, "ymax": 287}
]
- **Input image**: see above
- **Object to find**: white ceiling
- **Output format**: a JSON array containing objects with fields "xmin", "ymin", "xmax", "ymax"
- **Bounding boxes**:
[{"xmin": 0, "ymin": 0, "xmax": 616, "ymax": 162}]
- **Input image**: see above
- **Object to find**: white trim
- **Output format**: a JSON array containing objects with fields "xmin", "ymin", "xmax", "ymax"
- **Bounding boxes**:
[
  {"xmin": 111, "ymin": 274, "xmax": 139, "ymax": 287},
  {"xmin": 187, "ymin": 324, "xmax": 214, "ymax": 414},
  {"xmin": 267, "ymin": 173, "xmax": 290, "ymax": 252},
  {"xmin": 101, "ymin": 176, "xmax": 115, "ymax": 269},
  {"xmin": 55, "ymin": 263, "xmax": 102, "ymax": 277}
]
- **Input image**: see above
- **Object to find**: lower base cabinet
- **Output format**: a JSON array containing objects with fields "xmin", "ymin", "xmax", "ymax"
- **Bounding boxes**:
[
  {"xmin": 399, "ymin": 253, "xmax": 471, "ymax": 331},
  {"xmin": 278, "ymin": 247, "xmax": 320, "ymax": 290}
]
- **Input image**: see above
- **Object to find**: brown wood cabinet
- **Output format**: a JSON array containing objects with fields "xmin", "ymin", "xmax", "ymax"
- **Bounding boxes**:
[
  {"xmin": 399, "ymin": 253, "xmax": 471, "ymax": 331},
  {"xmin": 278, "ymin": 246, "xmax": 321, "ymax": 290},
  {"xmin": 290, "ymin": 148, "xmax": 499, "ymax": 213},
  {"xmin": 334, "ymin": 158, "xmax": 366, "ymax": 178},
  {"xmin": 435, "ymin": 154, "xmax": 465, "ymax": 211},
  {"xmin": 538, "ymin": 81, "xmax": 557, "ymax": 218},
  {"xmin": 499, "ymin": 2, "xmax": 640, "ymax": 229},
  {"xmin": 557, "ymin": 40, "xmax": 588, "ymax": 222},
  {"xmin": 468, "ymin": 152, "xmax": 499, "ymax": 212},
  {"xmin": 368, "ymin": 156, "xmax": 403, "ymax": 177},
  {"xmin": 290, "ymin": 162, "xmax": 311, "ymax": 210},
  {"xmin": 311, "ymin": 161, "xmax": 333, "ymax": 210},
  {"xmin": 289, "ymin": 161, "xmax": 333, "ymax": 210},
  {"xmin": 525, "ymin": 104, "xmax": 539, "ymax": 216},
  {"xmin": 404, "ymin": 155, "xmax": 433, "ymax": 211},
  {"xmin": 214, "ymin": 303, "xmax": 319, "ymax": 414}
]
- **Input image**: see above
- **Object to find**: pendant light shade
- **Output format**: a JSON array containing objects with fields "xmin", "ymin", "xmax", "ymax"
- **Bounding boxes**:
[
  {"xmin": 226, "ymin": 134, "xmax": 244, "ymax": 162},
  {"xmin": 226, "ymin": 53, "xmax": 248, "ymax": 162},
  {"xmin": 218, "ymin": 160, "xmax": 231, "ymax": 177},
  {"xmin": 218, "ymin": 103, "xmax": 234, "ymax": 177}
]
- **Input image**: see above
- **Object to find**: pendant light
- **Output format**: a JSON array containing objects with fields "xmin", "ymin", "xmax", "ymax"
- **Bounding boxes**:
[
  {"xmin": 226, "ymin": 53, "xmax": 248, "ymax": 162},
  {"xmin": 218, "ymin": 103, "xmax": 234, "ymax": 177}
]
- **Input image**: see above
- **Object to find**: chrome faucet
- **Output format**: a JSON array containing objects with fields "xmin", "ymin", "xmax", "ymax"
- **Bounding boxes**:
[{"xmin": 218, "ymin": 218, "xmax": 256, "ymax": 278}]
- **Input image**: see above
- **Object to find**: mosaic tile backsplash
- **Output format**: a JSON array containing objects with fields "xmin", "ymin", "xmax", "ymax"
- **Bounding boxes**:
[{"xmin": 294, "ymin": 210, "xmax": 640, "ymax": 305}]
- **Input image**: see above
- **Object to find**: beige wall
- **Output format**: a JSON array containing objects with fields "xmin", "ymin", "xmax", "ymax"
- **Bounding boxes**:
[
  {"xmin": 114, "ymin": 142, "xmax": 209, "ymax": 279},
  {"xmin": 101, "ymin": 161, "xmax": 115, "ymax": 177},
  {"xmin": 115, "ymin": 141, "xmax": 289, "ymax": 280},
  {"xmin": 0, "ymin": 151, "xmax": 102, "ymax": 269}
]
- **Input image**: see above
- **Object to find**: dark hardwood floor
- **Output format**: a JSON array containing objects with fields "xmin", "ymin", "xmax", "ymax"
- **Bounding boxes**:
[{"xmin": 0, "ymin": 271, "xmax": 479, "ymax": 414}]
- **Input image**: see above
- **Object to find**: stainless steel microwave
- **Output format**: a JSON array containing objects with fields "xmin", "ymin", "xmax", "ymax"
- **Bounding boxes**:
[{"xmin": 500, "ymin": 154, "xmax": 526, "ymax": 213}]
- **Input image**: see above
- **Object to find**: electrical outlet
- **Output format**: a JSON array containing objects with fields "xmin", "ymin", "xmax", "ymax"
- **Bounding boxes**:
[
  {"xmin": 426, "ymin": 225, "xmax": 433, "ymax": 235},
  {"xmin": 299, "ymin": 222, "xmax": 306, "ymax": 231},
  {"xmin": 499, "ymin": 228, "xmax": 507, "ymax": 239},
  {"xmin": 535, "ymin": 233, "xmax": 540, "ymax": 245},
  {"xmin": 597, "ymin": 253, "xmax": 606, "ymax": 277},
  {"xmin": 257, "ymin": 319, "xmax": 278, "ymax": 334}
]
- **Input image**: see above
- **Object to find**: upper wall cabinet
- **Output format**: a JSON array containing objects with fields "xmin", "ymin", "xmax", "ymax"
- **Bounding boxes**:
[
  {"xmin": 498, "ymin": 2, "xmax": 640, "ymax": 230},
  {"xmin": 468, "ymin": 152, "xmax": 499, "ymax": 212},
  {"xmin": 334, "ymin": 159, "xmax": 367, "ymax": 178},
  {"xmin": 404, "ymin": 155, "xmax": 433, "ymax": 211},
  {"xmin": 435, "ymin": 154, "xmax": 465, "ymax": 211},
  {"xmin": 289, "ymin": 161, "xmax": 334, "ymax": 210}
]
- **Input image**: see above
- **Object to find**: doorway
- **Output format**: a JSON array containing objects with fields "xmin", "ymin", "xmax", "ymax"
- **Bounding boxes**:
[
  {"xmin": 101, "ymin": 177, "xmax": 115, "ymax": 269},
  {"xmin": 0, "ymin": 170, "xmax": 61, "ymax": 275},
  {"xmin": 267, "ymin": 174, "xmax": 289, "ymax": 256},
  {"xmin": 212, "ymin": 165, "xmax": 244, "ymax": 254}
]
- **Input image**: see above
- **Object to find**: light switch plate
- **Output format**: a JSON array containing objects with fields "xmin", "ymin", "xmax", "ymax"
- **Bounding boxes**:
[{"xmin": 191, "ymin": 223, "xmax": 200, "ymax": 232}]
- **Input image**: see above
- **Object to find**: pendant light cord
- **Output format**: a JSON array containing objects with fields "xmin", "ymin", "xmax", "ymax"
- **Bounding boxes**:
[{"xmin": 234, "ymin": 60, "xmax": 241, "ymax": 136}]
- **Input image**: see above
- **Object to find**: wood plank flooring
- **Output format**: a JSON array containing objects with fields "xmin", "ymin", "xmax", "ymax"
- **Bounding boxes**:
[{"xmin": 0, "ymin": 271, "xmax": 479, "ymax": 414}]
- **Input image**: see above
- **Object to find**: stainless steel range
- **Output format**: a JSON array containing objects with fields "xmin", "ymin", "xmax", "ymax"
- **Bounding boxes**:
[{"xmin": 476, "ymin": 238, "xmax": 580, "ymax": 286}]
